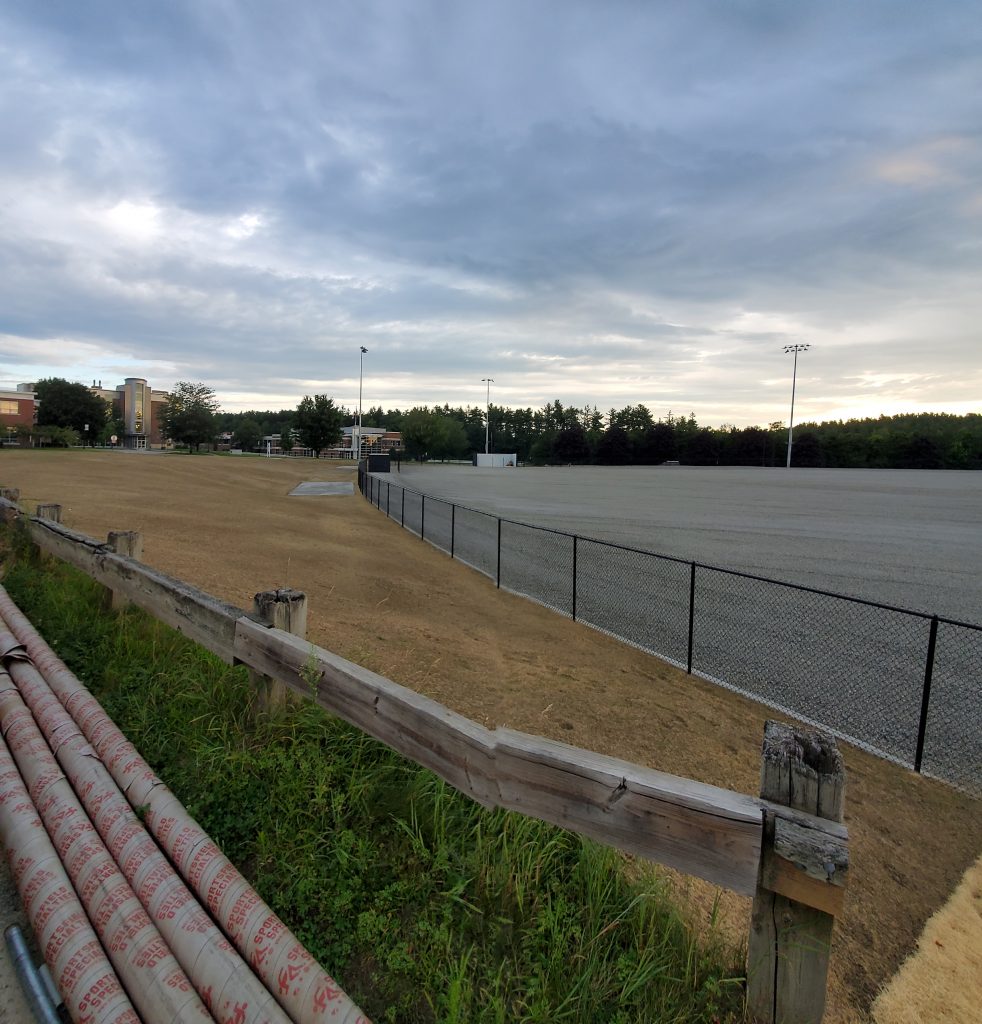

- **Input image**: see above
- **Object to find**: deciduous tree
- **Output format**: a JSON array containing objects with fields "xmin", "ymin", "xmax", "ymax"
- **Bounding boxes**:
[
  {"xmin": 233, "ymin": 417, "xmax": 263, "ymax": 452},
  {"xmin": 401, "ymin": 407, "xmax": 445, "ymax": 461},
  {"xmin": 34, "ymin": 378, "xmax": 108, "ymax": 439},
  {"xmin": 296, "ymin": 395, "xmax": 343, "ymax": 457},
  {"xmin": 161, "ymin": 382, "xmax": 219, "ymax": 452}
]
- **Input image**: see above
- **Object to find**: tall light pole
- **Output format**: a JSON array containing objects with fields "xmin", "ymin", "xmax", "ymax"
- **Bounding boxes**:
[
  {"xmin": 357, "ymin": 345, "xmax": 367, "ymax": 461},
  {"xmin": 481, "ymin": 378, "xmax": 494, "ymax": 454},
  {"xmin": 783, "ymin": 343, "xmax": 810, "ymax": 468}
]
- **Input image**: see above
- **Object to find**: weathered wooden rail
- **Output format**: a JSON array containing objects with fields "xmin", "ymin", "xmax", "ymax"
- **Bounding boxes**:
[{"xmin": 2, "ymin": 493, "xmax": 849, "ymax": 1023}]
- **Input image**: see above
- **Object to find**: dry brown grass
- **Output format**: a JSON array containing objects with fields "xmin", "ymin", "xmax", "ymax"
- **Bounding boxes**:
[
  {"xmin": 872, "ymin": 854, "xmax": 982, "ymax": 1024},
  {"xmin": 4, "ymin": 449, "xmax": 981, "ymax": 1022}
]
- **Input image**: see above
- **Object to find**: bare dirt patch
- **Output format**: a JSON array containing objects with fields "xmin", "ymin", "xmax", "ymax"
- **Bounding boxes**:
[{"xmin": 4, "ymin": 450, "xmax": 981, "ymax": 1022}]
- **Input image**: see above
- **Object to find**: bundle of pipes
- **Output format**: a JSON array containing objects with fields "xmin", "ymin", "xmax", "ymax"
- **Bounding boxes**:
[{"xmin": 0, "ymin": 584, "xmax": 368, "ymax": 1024}]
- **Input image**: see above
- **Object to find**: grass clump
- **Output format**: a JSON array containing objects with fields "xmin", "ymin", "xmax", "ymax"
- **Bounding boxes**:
[{"xmin": 1, "ymin": 534, "xmax": 745, "ymax": 1023}]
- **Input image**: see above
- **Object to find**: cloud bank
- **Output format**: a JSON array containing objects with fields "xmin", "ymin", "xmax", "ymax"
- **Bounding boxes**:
[{"xmin": 1, "ymin": 1, "xmax": 979, "ymax": 424}]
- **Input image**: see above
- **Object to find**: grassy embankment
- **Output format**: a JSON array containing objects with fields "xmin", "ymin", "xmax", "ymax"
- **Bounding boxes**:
[{"xmin": 1, "ymin": 528, "xmax": 744, "ymax": 1024}]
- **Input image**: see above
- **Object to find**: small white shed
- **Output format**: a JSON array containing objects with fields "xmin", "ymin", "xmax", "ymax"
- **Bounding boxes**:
[{"xmin": 474, "ymin": 453, "xmax": 517, "ymax": 468}]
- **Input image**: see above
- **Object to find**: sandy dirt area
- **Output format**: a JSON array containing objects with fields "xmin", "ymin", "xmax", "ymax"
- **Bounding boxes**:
[
  {"xmin": 2, "ymin": 449, "xmax": 980, "ymax": 1022},
  {"xmin": 871, "ymin": 852, "xmax": 982, "ymax": 1024}
]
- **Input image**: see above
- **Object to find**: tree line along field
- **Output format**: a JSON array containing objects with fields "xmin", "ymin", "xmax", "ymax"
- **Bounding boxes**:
[
  {"xmin": 18, "ymin": 377, "xmax": 981, "ymax": 468},
  {"xmin": 218, "ymin": 404, "xmax": 982, "ymax": 469}
]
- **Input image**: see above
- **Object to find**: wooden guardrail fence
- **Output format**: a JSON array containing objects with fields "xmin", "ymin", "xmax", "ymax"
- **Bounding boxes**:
[{"xmin": 1, "ymin": 493, "xmax": 849, "ymax": 1023}]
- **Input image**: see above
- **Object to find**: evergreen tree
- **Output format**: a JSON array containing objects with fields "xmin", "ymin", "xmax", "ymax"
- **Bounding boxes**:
[
  {"xmin": 553, "ymin": 423, "xmax": 591, "ymax": 464},
  {"xmin": 596, "ymin": 424, "xmax": 632, "ymax": 465}
]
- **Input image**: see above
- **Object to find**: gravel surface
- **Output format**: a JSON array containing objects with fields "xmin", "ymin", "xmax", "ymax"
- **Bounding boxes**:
[
  {"xmin": 381, "ymin": 465, "xmax": 982, "ymax": 790},
  {"xmin": 394, "ymin": 465, "xmax": 982, "ymax": 622}
]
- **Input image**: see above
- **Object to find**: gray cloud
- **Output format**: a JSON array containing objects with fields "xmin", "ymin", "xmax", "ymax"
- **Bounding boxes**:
[{"xmin": 0, "ymin": 1, "xmax": 980, "ymax": 423}]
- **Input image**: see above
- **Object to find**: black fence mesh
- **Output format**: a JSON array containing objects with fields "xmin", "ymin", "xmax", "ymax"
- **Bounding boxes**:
[
  {"xmin": 403, "ymin": 488, "xmax": 423, "ymax": 537},
  {"xmin": 926, "ymin": 620, "xmax": 982, "ymax": 794},
  {"xmin": 499, "ymin": 522, "xmax": 575, "ymax": 616},
  {"xmin": 361, "ymin": 471, "xmax": 981, "ymax": 796},
  {"xmin": 422, "ymin": 497, "xmax": 453, "ymax": 555},
  {"xmin": 383, "ymin": 480, "xmax": 394, "ymax": 518},
  {"xmin": 692, "ymin": 568, "xmax": 927, "ymax": 767},
  {"xmin": 576, "ymin": 540, "xmax": 690, "ymax": 668},
  {"xmin": 451, "ymin": 506, "xmax": 498, "ymax": 581}
]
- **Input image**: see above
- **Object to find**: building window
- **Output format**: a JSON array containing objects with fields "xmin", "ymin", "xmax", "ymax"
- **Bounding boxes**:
[{"xmin": 0, "ymin": 400, "xmax": 18, "ymax": 416}]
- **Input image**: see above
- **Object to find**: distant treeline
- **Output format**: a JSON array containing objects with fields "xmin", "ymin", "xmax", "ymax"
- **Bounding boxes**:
[{"xmin": 215, "ymin": 404, "xmax": 982, "ymax": 469}]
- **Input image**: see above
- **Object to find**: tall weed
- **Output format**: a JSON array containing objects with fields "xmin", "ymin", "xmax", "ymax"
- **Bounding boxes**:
[{"xmin": 1, "ymin": 535, "xmax": 745, "ymax": 1023}]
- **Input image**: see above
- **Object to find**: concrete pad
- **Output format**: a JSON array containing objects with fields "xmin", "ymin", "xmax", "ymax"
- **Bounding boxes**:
[{"xmin": 289, "ymin": 481, "xmax": 354, "ymax": 496}]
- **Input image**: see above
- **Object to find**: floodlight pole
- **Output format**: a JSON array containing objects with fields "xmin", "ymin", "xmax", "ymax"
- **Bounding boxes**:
[
  {"xmin": 357, "ymin": 346, "xmax": 367, "ymax": 461},
  {"xmin": 481, "ymin": 378, "xmax": 494, "ymax": 454},
  {"xmin": 784, "ymin": 343, "xmax": 809, "ymax": 468}
]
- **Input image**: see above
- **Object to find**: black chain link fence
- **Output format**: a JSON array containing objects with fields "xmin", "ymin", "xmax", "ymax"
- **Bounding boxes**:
[{"xmin": 360, "ymin": 468, "xmax": 981, "ymax": 796}]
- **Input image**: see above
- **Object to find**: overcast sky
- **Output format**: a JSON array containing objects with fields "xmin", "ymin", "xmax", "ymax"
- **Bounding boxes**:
[{"xmin": 1, "ymin": 1, "xmax": 979, "ymax": 426}]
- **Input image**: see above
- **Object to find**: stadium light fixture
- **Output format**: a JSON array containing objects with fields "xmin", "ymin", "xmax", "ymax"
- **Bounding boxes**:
[
  {"xmin": 482, "ymin": 378, "xmax": 494, "ymax": 454},
  {"xmin": 783, "ymin": 343, "xmax": 810, "ymax": 468}
]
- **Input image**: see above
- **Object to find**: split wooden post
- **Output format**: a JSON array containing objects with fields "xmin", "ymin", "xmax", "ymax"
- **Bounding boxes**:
[
  {"xmin": 31, "ymin": 504, "xmax": 63, "ymax": 563},
  {"xmin": 0, "ymin": 488, "xmax": 19, "ymax": 524},
  {"xmin": 250, "ymin": 589, "xmax": 308, "ymax": 712},
  {"xmin": 748, "ymin": 720, "xmax": 847, "ymax": 1024},
  {"xmin": 106, "ymin": 531, "xmax": 144, "ymax": 610}
]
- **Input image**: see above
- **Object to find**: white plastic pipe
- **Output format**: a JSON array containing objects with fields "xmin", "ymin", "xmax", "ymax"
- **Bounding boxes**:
[
  {"xmin": 0, "ymin": 725, "xmax": 139, "ymax": 1024},
  {"xmin": 0, "ymin": 672, "xmax": 210, "ymax": 1023},
  {"xmin": 0, "ymin": 631, "xmax": 294, "ymax": 1024},
  {"xmin": 0, "ymin": 584, "xmax": 369, "ymax": 1024}
]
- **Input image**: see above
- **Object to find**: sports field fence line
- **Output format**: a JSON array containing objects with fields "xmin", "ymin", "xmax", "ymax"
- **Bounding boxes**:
[{"xmin": 359, "ymin": 466, "xmax": 982, "ymax": 798}]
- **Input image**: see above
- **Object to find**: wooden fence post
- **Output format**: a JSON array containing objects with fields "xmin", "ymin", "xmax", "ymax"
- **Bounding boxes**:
[
  {"xmin": 250, "ymin": 589, "xmax": 308, "ymax": 712},
  {"xmin": 31, "ymin": 504, "xmax": 63, "ymax": 563},
  {"xmin": 747, "ymin": 720, "xmax": 847, "ymax": 1024},
  {"xmin": 106, "ymin": 531, "xmax": 144, "ymax": 610},
  {"xmin": 0, "ymin": 488, "xmax": 19, "ymax": 524}
]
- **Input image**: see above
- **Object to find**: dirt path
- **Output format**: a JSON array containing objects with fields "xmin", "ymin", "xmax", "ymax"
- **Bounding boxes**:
[{"xmin": 3, "ymin": 449, "xmax": 980, "ymax": 1022}]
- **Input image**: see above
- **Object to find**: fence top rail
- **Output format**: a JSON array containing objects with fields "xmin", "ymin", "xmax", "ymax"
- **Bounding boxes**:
[
  {"xmin": 691, "ymin": 561, "xmax": 939, "ymax": 620},
  {"xmin": 935, "ymin": 613, "xmax": 982, "ymax": 632},
  {"xmin": 364, "ymin": 474, "xmax": 981, "ymax": 629}
]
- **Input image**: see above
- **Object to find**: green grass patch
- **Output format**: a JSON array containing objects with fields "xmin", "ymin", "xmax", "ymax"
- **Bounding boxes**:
[{"xmin": 1, "ymin": 531, "xmax": 745, "ymax": 1023}]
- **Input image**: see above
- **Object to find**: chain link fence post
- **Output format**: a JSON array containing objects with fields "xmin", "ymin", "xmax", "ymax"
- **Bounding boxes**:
[
  {"xmin": 572, "ymin": 535, "xmax": 578, "ymax": 621},
  {"xmin": 687, "ymin": 561, "xmax": 697, "ymax": 673},
  {"xmin": 915, "ymin": 615, "xmax": 939, "ymax": 772},
  {"xmin": 497, "ymin": 518, "xmax": 502, "ymax": 588}
]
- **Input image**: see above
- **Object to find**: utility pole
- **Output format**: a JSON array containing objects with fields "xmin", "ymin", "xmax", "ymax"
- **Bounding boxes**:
[
  {"xmin": 784, "ymin": 344, "xmax": 810, "ymax": 468},
  {"xmin": 357, "ymin": 346, "xmax": 367, "ymax": 460},
  {"xmin": 481, "ymin": 377, "xmax": 494, "ymax": 454}
]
